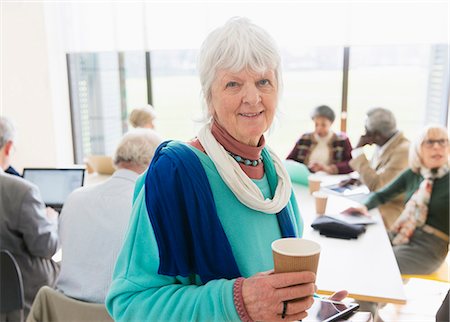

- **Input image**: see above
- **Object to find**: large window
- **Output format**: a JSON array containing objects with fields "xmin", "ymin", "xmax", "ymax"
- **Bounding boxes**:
[
  {"xmin": 151, "ymin": 49, "xmax": 202, "ymax": 141},
  {"xmin": 346, "ymin": 45, "xmax": 434, "ymax": 144},
  {"xmin": 67, "ymin": 52, "xmax": 147, "ymax": 163},
  {"xmin": 68, "ymin": 45, "xmax": 449, "ymax": 163},
  {"xmin": 267, "ymin": 47, "xmax": 343, "ymax": 157}
]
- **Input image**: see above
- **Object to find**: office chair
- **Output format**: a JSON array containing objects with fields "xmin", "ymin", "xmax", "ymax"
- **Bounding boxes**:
[{"xmin": 0, "ymin": 249, "xmax": 25, "ymax": 322}]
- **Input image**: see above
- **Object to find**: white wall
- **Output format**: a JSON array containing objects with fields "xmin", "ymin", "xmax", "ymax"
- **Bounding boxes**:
[{"xmin": 1, "ymin": 2, "xmax": 73, "ymax": 172}]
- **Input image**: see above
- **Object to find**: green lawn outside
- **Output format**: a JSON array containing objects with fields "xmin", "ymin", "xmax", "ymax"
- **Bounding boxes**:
[{"xmin": 142, "ymin": 66, "xmax": 429, "ymax": 158}]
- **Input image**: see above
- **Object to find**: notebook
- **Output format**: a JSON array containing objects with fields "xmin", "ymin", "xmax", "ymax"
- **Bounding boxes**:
[{"xmin": 22, "ymin": 168, "xmax": 85, "ymax": 212}]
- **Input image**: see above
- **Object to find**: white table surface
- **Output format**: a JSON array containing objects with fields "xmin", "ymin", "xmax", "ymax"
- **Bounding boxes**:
[{"xmin": 293, "ymin": 183, "xmax": 407, "ymax": 304}]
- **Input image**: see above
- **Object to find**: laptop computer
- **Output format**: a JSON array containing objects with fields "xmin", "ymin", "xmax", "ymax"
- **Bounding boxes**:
[{"xmin": 22, "ymin": 168, "xmax": 85, "ymax": 212}]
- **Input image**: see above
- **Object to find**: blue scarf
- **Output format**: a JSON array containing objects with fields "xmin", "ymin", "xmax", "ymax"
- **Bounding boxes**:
[{"xmin": 145, "ymin": 141, "xmax": 296, "ymax": 283}]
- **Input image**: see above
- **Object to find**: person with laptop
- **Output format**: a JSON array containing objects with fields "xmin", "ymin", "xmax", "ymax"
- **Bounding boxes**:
[
  {"xmin": 0, "ymin": 116, "xmax": 60, "ymax": 318},
  {"xmin": 55, "ymin": 129, "xmax": 162, "ymax": 303}
]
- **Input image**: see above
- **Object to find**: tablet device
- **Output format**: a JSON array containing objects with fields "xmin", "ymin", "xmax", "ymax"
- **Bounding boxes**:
[{"xmin": 303, "ymin": 298, "xmax": 359, "ymax": 322}]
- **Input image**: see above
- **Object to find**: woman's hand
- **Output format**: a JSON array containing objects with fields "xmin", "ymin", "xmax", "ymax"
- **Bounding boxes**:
[
  {"xmin": 309, "ymin": 162, "xmax": 324, "ymax": 173},
  {"xmin": 309, "ymin": 162, "xmax": 337, "ymax": 174},
  {"xmin": 341, "ymin": 206, "xmax": 369, "ymax": 216},
  {"xmin": 242, "ymin": 270, "xmax": 316, "ymax": 321},
  {"xmin": 328, "ymin": 290, "xmax": 348, "ymax": 301}
]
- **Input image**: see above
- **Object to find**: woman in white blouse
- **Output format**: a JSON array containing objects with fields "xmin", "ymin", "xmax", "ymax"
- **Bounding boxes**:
[{"xmin": 287, "ymin": 105, "xmax": 353, "ymax": 174}]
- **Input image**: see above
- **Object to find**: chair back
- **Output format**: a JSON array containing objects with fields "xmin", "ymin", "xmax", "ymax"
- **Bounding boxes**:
[
  {"xmin": 85, "ymin": 155, "xmax": 115, "ymax": 175},
  {"xmin": 0, "ymin": 249, "xmax": 24, "ymax": 313},
  {"xmin": 27, "ymin": 286, "xmax": 113, "ymax": 322}
]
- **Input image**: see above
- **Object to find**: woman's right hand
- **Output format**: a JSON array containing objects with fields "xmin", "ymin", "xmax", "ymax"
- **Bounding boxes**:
[{"xmin": 241, "ymin": 270, "xmax": 316, "ymax": 321}]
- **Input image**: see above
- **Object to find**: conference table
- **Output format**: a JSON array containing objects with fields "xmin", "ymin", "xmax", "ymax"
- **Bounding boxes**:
[
  {"xmin": 293, "ymin": 175, "xmax": 407, "ymax": 305},
  {"xmin": 54, "ymin": 172, "xmax": 407, "ymax": 304}
]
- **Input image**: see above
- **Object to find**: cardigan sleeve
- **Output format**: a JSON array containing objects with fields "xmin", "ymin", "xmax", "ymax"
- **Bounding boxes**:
[
  {"xmin": 334, "ymin": 136, "xmax": 353, "ymax": 174},
  {"xmin": 286, "ymin": 138, "xmax": 303, "ymax": 161},
  {"xmin": 105, "ymin": 165, "xmax": 240, "ymax": 322},
  {"xmin": 363, "ymin": 169, "xmax": 411, "ymax": 210}
]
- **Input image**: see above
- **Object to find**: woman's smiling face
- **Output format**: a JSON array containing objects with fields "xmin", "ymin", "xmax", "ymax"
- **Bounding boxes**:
[{"xmin": 209, "ymin": 69, "xmax": 278, "ymax": 146}]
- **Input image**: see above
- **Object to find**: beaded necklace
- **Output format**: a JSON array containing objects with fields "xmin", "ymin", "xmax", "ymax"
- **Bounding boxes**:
[{"xmin": 227, "ymin": 151, "xmax": 263, "ymax": 167}]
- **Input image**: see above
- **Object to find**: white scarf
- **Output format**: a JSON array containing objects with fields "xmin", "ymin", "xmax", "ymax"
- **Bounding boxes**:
[{"xmin": 197, "ymin": 123, "xmax": 292, "ymax": 214}]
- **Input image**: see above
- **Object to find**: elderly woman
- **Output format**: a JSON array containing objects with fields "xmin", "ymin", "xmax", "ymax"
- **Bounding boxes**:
[
  {"xmin": 346, "ymin": 125, "xmax": 449, "ymax": 275},
  {"xmin": 129, "ymin": 104, "xmax": 157, "ymax": 129},
  {"xmin": 286, "ymin": 105, "xmax": 353, "ymax": 174},
  {"xmin": 106, "ymin": 18, "xmax": 344, "ymax": 322}
]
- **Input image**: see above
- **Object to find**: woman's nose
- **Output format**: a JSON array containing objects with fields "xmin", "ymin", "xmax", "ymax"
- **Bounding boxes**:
[{"xmin": 242, "ymin": 84, "xmax": 261, "ymax": 105}]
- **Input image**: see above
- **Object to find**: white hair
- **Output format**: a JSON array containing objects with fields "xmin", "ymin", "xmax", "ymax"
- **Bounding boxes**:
[
  {"xmin": 409, "ymin": 124, "xmax": 449, "ymax": 173},
  {"xmin": 0, "ymin": 117, "xmax": 15, "ymax": 150},
  {"xmin": 113, "ymin": 129, "xmax": 162, "ymax": 169},
  {"xmin": 198, "ymin": 17, "xmax": 282, "ymax": 119},
  {"xmin": 129, "ymin": 105, "xmax": 157, "ymax": 128},
  {"xmin": 365, "ymin": 107, "xmax": 397, "ymax": 137}
]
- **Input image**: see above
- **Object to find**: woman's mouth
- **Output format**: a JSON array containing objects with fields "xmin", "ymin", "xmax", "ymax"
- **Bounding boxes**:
[{"xmin": 239, "ymin": 111, "xmax": 263, "ymax": 118}]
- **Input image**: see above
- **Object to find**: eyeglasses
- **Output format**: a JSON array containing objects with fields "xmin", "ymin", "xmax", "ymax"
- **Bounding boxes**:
[{"xmin": 422, "ymin": 139, "xmax": 449, "ymax": 148}]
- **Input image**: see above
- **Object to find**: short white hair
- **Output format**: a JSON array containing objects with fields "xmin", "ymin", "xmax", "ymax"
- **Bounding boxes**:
[
  {"xmin": 365, "ymin": 107, "xmax": 397, "ymax": 137},
  {"xmin": 0, "ymin": 117, "xmax": 15, "ymax": 150},
  {"xmin": 198, "ymin": 17, "xmax": 282, "ymax": 119},
  {"xmin": 113, "ymin": 129, "xmax": 162, "ymax": 169},
  {"xmin": 409, "ymin": 124, "xmax": 449, "ymax": 173},
  {"xmin": 129, "ymin": 105, "xmax": 157, "ymax": 128}
]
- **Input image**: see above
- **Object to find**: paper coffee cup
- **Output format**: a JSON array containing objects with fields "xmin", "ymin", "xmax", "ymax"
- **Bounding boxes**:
[
  {"xmin": 308, "ymin": 176, "xmax": 321, "ymax": 194},
  {"xmin": 272, "ymin": 238, "xmax": 321, "ymax": 274},
  {"xmin": 313, "ymin": 191, "xmax": 328, "ymax": 215}
]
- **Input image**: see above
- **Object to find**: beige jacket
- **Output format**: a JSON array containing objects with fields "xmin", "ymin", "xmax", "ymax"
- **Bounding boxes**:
[
  {"xmin": 350, "ymin": 132, "xmax": 410, "ymax": 228},
  {"xmin": 27, "ymin": 286, "xmax": 112, "ymax": 322}
]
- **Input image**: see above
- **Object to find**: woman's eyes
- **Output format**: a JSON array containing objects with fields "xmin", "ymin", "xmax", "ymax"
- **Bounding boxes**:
[
  {"xmin": 258, "ymin": 79, "xmax": 270, "ymax": 86},
  {"xmin": 225, "ymin": 81, "xmax": 239, "ymax": 88},
  {"xmin": 225, "ymin": 79, "xmax": 272, "ymax": 88}
]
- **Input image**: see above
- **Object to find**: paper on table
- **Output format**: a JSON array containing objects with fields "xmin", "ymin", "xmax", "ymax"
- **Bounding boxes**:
[
  {"xmin": 322, "ymin": 183, "xmax": 370, "ymax": 196},
  {"xmin": 328, "ymin": 212, "xmax": 377, "ymax": 225}
]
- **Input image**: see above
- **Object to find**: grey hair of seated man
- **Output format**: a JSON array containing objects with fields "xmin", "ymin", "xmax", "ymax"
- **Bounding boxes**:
[
  {"xmin": 365, "ymin": 107, "xmax": 397, "ymax": 138},
  {"xmin": 198, "ymin": 17, "xmax": 282, "ymax": 119},
  {"xmin": 0, "ymin": 117, "xmax": 15, "ymax": 150},
  {"xmin": 113, "ymin": 129, "xmax": 162, "ymax": 173}
]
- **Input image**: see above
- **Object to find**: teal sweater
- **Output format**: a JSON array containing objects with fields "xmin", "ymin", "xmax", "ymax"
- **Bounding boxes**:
[
  {"xmin": 106, "ymin": 144, "xmax": 303, "ymax": 321},
  {"xmin": 364, "ymin": 169, "xmax": 449, "ymax": 235}
]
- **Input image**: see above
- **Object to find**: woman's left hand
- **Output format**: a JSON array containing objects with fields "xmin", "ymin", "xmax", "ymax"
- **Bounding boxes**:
[
  {"xmin": 342, "ymin": 206, "xmax": 369, "ymax": 217},
  {"xmin": 309, "ymin": 162, "xmax": 325, "ymax": 172}
]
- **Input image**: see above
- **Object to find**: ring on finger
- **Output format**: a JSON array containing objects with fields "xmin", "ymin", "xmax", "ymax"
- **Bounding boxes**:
[{"xmin": 282, "ymin": 301, "xmax": 288, "ymax": 319}]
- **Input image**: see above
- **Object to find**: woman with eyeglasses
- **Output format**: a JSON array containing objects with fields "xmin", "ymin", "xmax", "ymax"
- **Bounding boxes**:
[{"xmin": 345, "ymin": 125, "xmax": 449, "ymax": 275}]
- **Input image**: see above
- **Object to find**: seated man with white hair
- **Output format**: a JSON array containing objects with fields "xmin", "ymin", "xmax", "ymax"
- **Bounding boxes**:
[
  {"xmin": 350, "ymin": 107, "xmax": 410, "ymax": 229},
  {"xmin": 55, "ymin": 129, "xmax": 162, "ymax": 303}
]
